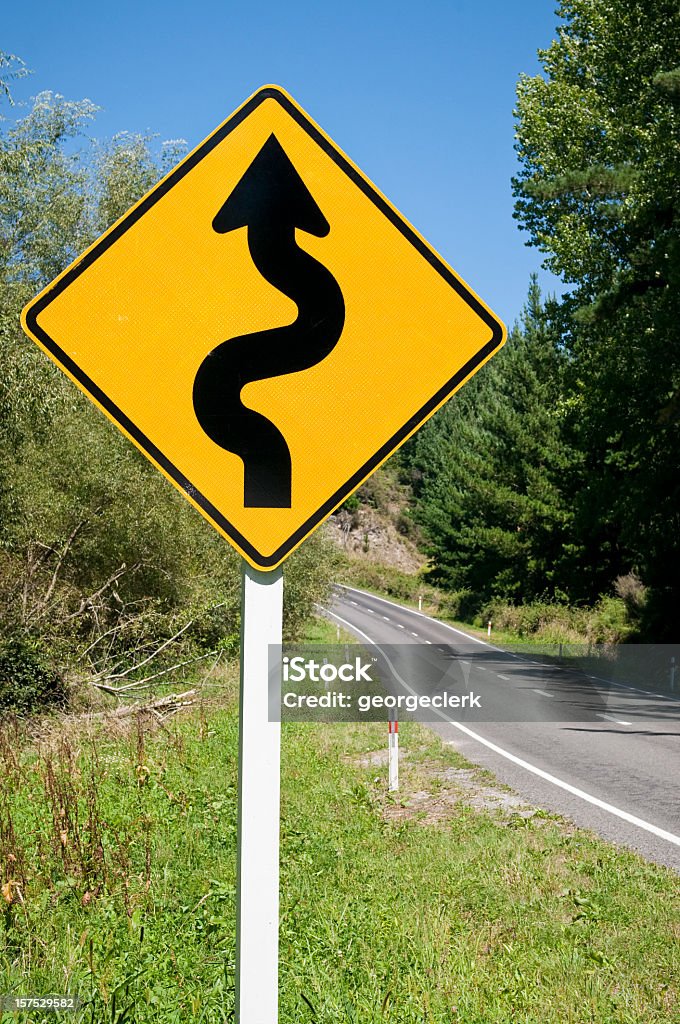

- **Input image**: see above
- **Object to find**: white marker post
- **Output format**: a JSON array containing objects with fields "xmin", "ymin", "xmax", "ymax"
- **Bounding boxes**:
[
  {"xmin": 388, "ymin": 718, "xmax": 399, "ymax": 791},
  {"xmin": 236, "ymin": 562, "xmax": 283, "ymax": 1023}
]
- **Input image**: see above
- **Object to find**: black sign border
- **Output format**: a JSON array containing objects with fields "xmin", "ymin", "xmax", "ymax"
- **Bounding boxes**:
[{"xmin": 24, "ymin": 86, "xmax": 504, "ymax": 569}]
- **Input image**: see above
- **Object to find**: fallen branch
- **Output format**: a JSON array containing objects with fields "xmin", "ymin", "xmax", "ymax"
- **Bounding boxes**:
[
  {"xmin": 85, "ymin": 689, "xmax": 197, "ymax": 721},
  {"xmin": 89, "ymin": 649, "xmax": 216, "ymax": 695}
]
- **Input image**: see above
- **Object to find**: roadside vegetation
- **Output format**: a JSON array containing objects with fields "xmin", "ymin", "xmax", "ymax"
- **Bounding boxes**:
[
  {"xmin": 0, "ymin": 640, "xmax": 676, "ymax": 1023},
  {"xmin": 334, "ymin": 551, "xmax": 646, "ymax": 646}
]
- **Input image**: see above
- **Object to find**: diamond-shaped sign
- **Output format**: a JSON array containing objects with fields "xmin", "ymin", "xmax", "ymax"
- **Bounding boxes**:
[{"xmin": 21, "ymin": 85, "xmax": 505, "ymax": 570}]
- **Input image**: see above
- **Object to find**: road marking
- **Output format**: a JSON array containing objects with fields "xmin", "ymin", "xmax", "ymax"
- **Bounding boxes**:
[
  {"xmin": 533, "ymin": 689, "xmax": 553, "ymax": 698},
  {"xmin": 349, "ymin": 600, "xmax": 358, "ymax": 606},
  {"xmin": 337, "ymin": 585, "xmax": 498, "ymax": 648},
  {"xmin": 441, "ymin": 732, "xmax": 679, "ymax": 847},
  {"xmin": 323, "ymin": 607, "xmax": 680, "ymax": 850},
  {"xmin": 425, "ymin": 640, "xmax": 432, "ymax": 645},
  {"xmin": 477, "ymin": 666, "xmax": 487, "ymax": 672},
  {"xmin": 337, "ymin": 585, "xmax": 680, "ymax": 704},
  {"xmin": 396, "ymin": 623, "xmax": 404, "ymax": 629},
  {"xmin": 599, "ymin": 713, "xmax": 632, "ymax": 726},
  {"xmin": 411, "ymin": 631, "xmax": 419, "ymax": 637},
  {"xmin": 498, "ymin": 674, "xmax": 509, "ymax": 680},
  {"xmin": 382, "ymin": 615, "xmax": 390, "ymax": 621}
]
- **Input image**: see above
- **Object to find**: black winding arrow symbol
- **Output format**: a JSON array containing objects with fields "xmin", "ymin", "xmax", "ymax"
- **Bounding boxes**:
[{"xmin": 192, "ymin": 134, "xmax": 345, "ymax": 508}]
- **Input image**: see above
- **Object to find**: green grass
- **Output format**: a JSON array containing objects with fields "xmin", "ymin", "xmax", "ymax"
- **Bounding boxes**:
[{"xmin": 0, "ymin": 656, "xmax": 677, "ymax": 1022}]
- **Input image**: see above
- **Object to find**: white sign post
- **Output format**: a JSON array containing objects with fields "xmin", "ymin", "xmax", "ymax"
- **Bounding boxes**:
[{"xmin": 236, "ymin": 561, "xmax": 283, "ymax": 1023}]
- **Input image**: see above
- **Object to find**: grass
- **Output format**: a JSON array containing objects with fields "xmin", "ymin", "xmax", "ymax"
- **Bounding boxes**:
[{"xmin": 0, "ymin": 637, "xmax": 677, "ymax": 1022}]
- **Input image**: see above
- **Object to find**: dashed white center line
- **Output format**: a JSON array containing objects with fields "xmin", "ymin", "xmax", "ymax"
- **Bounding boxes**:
[
  {"xmin": 533, "ymin": 689, "xmax": 553, "ymax": 698},
  {"xmin": 424, "ymin": 640, "xmax": 432, "ymax": 645},
  {"xmin": 324, "ymin": 604, "xmax": 680, "ymax": 849},
  {"xmin": 349, "ymin": 600, "xmax": 358, "ymax": 606},
  {"xmin": 477, "ymin": 666, "xmax": 487, "ymax": 672},
  {"xmin": 396, "ymin": 624, "xmax": 404, "ymax": 629},
  {"xmin": 498, "ymin": 674, "xmax": 510, "ymax": 680},
  {"xmin": 599, "ymin": 713, "xmax": 632, "ymax": 726},
  {"xmin": 411, "ymin": 631, "xmax": 419, "ymax": 637},
  {"xmin": 366, "ymin": 608, "xmax": 374, "ymax": 613},
  {"xmin": 382, "ymin": 615, "xmax": 390, "ymax": 621}
]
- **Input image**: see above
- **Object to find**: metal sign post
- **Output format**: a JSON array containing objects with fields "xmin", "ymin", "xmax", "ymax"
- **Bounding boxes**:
[{"xmin": 236, "ymin": 561, "xmax": 283, "ymax": 1023}]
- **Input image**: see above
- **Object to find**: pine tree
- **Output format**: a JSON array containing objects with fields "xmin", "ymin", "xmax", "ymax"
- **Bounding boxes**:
[{"xmin": 406, "ymin": 279, "xmax": 574, "ymax": 605}]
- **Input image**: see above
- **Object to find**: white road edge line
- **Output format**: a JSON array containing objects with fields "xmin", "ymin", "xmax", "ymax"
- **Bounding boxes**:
[
  {"xmin": 323, "ymin": 607, "xmax": 680, "ymax": 849},
  {"xmin": 337, "ymin": 585, "xmax": 499, "ymax": 648}
]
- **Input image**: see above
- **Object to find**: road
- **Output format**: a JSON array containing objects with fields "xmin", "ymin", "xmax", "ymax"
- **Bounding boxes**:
[{"xmin": 327, "ymin": 585, "xmax": 680, "ymax": 872}]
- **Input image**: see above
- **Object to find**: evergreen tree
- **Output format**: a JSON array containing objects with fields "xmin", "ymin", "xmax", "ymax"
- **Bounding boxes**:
[
  {"xmin": 513, "ymin": 0, "xmax": 680, "ymax": 636},
  {"xmin": 406, "ymin": 280, "xmax": 574, "ymax": 605}
]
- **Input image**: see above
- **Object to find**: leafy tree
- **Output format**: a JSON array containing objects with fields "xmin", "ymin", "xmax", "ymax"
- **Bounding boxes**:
[
  {"xmin": 0, "ymin": 59, "xmax": 332, "ymax": 689},
  {"xmin": 513, "ymin": 0, "xmax": 680, "ymax": 635},
  {"xmin": 0, "ymin": 51, "xmax": 28, "ymax": 104}
]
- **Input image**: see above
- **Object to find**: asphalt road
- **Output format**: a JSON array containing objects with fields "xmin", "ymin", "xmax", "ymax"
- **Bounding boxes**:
[{"xmin": 327, "ymin": 585, "xmax": 680, "ymax": 872}]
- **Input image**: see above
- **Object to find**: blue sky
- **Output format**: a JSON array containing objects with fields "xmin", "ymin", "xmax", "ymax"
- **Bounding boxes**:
[{"xmin": 4, "ymin": 0, "xmax": 564, "ymax": 327}]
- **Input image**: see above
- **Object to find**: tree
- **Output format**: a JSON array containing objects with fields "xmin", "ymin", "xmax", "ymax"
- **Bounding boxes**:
[
  {"xmin": 513, "ymin": 0, "xmax": 680, "ymax": 635},
  {"xmin": 406, "ymin": 279, "xmax": 574, "ymax": 605},
  {"xmin": 0, "ymin": 63, "xmax": 331, "ymax": 688}
]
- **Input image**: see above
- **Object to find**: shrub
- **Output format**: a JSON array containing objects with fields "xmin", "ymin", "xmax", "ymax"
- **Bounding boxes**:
[
  {"xmin": 475, "ymin": 595, "xmax": 634, "ymax": 644},
  {"xmin": 613, "ymin": 572, "xmax": 647, "ymax": 621},
  {"xmin": 0, "ymin": 637, "xmax": 67, "ymax": 713},
  {"xmin": 438, "ymin": 589, "xmax": 478, "ymax": 621}
]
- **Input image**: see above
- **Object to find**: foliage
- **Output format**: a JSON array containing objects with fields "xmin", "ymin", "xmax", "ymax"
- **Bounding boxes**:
[
  {"xmin": 513, "ymin": 0, "xmax": 680, "ymax": 636},
  {"xmin": 0, "ymin": 58, "xmax": 335, "ymax": 704},
  {"xmin": 405, "ymin": 279, "xmax": 577, "ymax": 603},
  {"xmin": 282, "ymin": 534, "xmax": 336, "ymax": 641},
  {"xmin": 392, "ymin": 4, "xmax": 679, "ymax": 639},
  {"xmin": 0, "ymin": 52, "xmax": 29, "ymax": 104},
  {"xmin": 0, "ymin": 636, "xmax": 66, "ymax": 712},
  {"xmin": 477, "ymin": 595, "xmax": 633, "ymax": 645},
  {"xmin": 336, "ymin": 555, "xmax": 429, "ymax": 605}
]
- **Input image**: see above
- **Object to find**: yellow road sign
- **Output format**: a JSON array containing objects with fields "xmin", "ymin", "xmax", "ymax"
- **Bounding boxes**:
[{"xmin": 21, "ymin": 85, "xmax": 505, "ymax": 570}]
